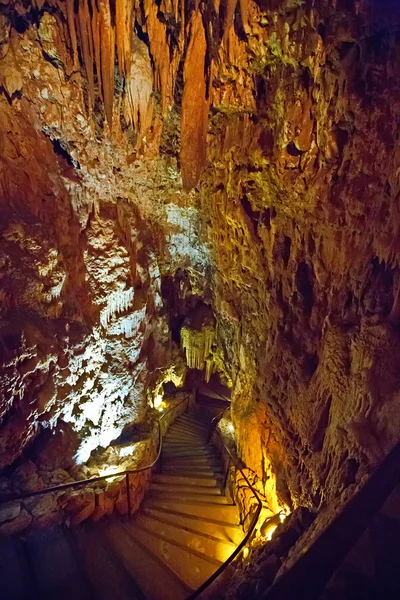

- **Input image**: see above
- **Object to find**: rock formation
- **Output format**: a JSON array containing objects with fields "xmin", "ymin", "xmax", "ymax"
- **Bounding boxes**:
[{"xmin": 1, "ymin": 0, "xmax": 400, "ymax": 581}]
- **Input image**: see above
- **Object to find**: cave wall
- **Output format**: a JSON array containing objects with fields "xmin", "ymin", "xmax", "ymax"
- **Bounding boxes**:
[
  {"xmin": 0, "ymin": 2, "xmax": 209, "ymax": 470},
  {"xmin": 198, "ymin": 0, "xmax": 400, "ymax": 511}
]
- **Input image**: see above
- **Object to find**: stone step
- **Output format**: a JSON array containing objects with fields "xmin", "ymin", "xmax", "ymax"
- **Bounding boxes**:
[
  {"xmin": 142, "ymin": 507, "xmax": 243, "ymax": 544},
  {"xmin": 126, "ymin": 521, "xmax": 221, "ymax": 590},
  {"xmin": 148, "ymin": 492, "xmax": 229, "ymax": 505},
  {"xmin": 72, "ymin": 524, "xmax": 145, "ymax": 600},
  {"xmin": 164, "ymin": 432, "xmax": 205, "ymax": 442},
  {"xmin": 24, "ymin": 526, "xmax": 92, "ymax": 600},
  {"xmin": 147, "ymin": 498, "xmax": 239, "ymax": 525},
  {"xmin": 172, "ymin": 421, "xmax": 209, "ymax": 434},
  {"xmin": 163, "ymin": 442, "xmax": 207, "ymax": 451},
  {"xmin": 174, "ymin": 422, "xmax": 209, "ymax": 434},
  {"xmin": 162, "ymin": 457, "xmax": 222, "ymax": 469},
  {"xmin": 133, "ymin": 513, "xmax": 237, "ymax": 562},
  {"xmin": 150, "ymin": 482, "xmax": 222, "ymax": 496},
  {"xmin": 162, "ymin": 466, "xmax": 224, "ymax": 478},
  {"xmin": 164, "ymin": 435, "xmax": 206, "ymax": 444},
  {"xmin": 161, "ymin": 449, "xmax": 219, "ymax": 459},
  {"xmin": 176, "ymin": 413, "xmax": 210, "ymax": 425},
  {"xmin": 168, "ymin": 427, "xmax": 208, "ymax": 440},
  {"xmin": 101, "ymin": 520, "xmax": 191, "ymax": 600},
  {"xmin": 153, "ymin": 473, "xmax": 220, "ymax": 487}
]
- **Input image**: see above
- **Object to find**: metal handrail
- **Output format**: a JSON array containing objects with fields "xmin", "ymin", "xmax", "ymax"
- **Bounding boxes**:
[
  {"xmin": 0, "ymin": 395, "xmax": 263, "ymax": 600},
  {"xmin": 0, "ymin": 394, "xmax": 191, "ymax": 514},
  {"xmin": 187, "ymin": 412, "xmax": 263, "ymax": 600}
]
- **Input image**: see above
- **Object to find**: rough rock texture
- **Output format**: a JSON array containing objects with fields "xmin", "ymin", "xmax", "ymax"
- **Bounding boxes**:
[
  {"xmin": 199, "ymin": 0, "xmax": 400, "ymax": 515},
  {"xmin": 1, "ymin": 0, "xmax": 400, "ymax": 582},
  {"xmin": 0, "ymin": 1, "xmax": 208, "ymax": 472},
  {"xmin": 0, "ymin": 395, "xmax": 190, "ymax": 536}
]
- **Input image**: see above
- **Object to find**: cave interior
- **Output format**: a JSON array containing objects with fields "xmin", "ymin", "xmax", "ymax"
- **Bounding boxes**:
[{"xmin": 1, "ymin": 0, "xmax": 400, "ymax": 598}]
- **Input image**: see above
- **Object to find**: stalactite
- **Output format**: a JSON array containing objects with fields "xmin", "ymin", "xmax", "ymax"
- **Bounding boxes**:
[
  {"xmin": 115, "ymin": 0, "xmax": 134, "ymax": 76},
  {"xmin": 124, "ymin": 35, "xmax": 153, "ymax": 134},
  {"xmin": 100, "ymin": 288, "xmax": 135, "ymax": 328},
  {"xmin": 77, "ymin": 0, "xmax": 95, "ymax": 112},
  {"xmin": 99, "ymin": 0, "xmax": 115, "ymax": 129},
  {"xmin": 222, "ymin": 0, "xmax": 238, "ymax": 43},
  {"xmin": 181, "ymin": 10, "xmax": 209, "ymax": 190},
  {"xmin": 239, "ymin": 0, "xmax": 250, "ymax": 34},
  {"xmin": 181, "ymin": 325, "xmax": 215, "ymax": 375},
  {"xmin": 143, "ymin": 0, "xmax": 172, "ymax": 113},
  {"xmin": 66, "ymin": 0, "xmax": 79, "ymax": 70},
  {"xmin": 91, "ymin": 1, "xmax": 103, "ymax": 101}
]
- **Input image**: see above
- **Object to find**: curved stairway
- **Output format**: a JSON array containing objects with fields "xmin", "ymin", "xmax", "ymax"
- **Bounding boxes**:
[{"xmin": 0, "ymin": 410, "xmax": 242, "ymax": 600}]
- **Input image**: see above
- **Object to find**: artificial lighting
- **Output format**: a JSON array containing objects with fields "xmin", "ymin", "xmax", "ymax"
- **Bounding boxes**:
[
  {"xmin": 242, "ymin": 547, "xmax": 249, "ymax": 559},
  {"xmin": 265, "ymin": 525, "xmax": 278, "ymax": 541},
  {"xmin": 154, "ymin": 394, "xmax": 163, "ymax": 409},
  {"xmin": 228, "ymin": 422, "xmax": 235, "ymax": 433}
]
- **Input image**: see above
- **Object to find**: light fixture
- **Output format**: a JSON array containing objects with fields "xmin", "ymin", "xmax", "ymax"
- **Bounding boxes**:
[
  {"xmin": 265, "ymin": 525, "xmax": 278, "ymax": 541},
  {"xmin": 228, "ymin": 422, "xmax": 235, "ymax": 433},
  {"xmin": 154, "ymin": 394, "xmax": 163, "ymax": 409}
]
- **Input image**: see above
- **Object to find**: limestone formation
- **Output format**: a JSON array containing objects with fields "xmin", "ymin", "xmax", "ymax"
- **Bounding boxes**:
[{"xmin": 1, "ymin": 0, "xmax": 400, "ymax": 593}]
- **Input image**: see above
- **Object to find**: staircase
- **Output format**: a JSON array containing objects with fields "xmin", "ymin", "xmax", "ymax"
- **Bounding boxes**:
[{"xmin": 0, "ymin": 410, "xmax": 242, "ymax": 600}]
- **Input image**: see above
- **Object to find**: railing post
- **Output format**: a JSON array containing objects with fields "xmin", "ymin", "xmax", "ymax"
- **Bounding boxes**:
[{"xmin": 126, "ymin": 472, "xmax": 131, "ymax": 517}]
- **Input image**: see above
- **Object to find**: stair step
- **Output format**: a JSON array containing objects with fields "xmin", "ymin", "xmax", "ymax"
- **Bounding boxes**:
[
  {"xmin": 143, "ymin": 507, "xmax": 243, "ymax": 544},
  {"xmin": 127, "ymin": 521, "xmax": 221, "ymax": 590},
  {"xmin": 168, "ymin": 428, "xmax": 207, "ymax": 440},
  {"xmin": 148, "ymin": 492, "xmax": 229, "ymax": 505},
  {"xmin": 163, "ymin": 443, "xmax": 207, "ymax": 451},
  {"xmin": 173, "ymin": 424, "xmax": 208, "ymax": 435},
  {"xmin": 72, "ymin": 524, "xmax": 145, "ymax": 600},
  {"xmin": 178, "ymin": 413, "xmax": 210, "ymax": 423},
  {"xmin": 24, "ymin": 526, "xmax": 92, "ymax": 600},
  {"xmin": 101, "ymin": 520, "xmax": 191, "ymax": 600},
  {"xmin": 164, "ymin": 437, "xmax": 206, "ymax": 445},
  {"xmin": 164, "ymin": 433, "xmax": 206, "ymax": 442},
  {"xmin": 162, "ymin": 458, "xmax": 222, "ymax": 469},
  {"xmin": 151, "ymin": 483, "xmax": 222, "ymax": 496},
  {"xmin": 134, "ymin": 513, "xmax": 237, "ymax": 561},
  {"xmin": 0, "ymin": 537, "xmax": 35, "ymax": 600},
  {"xmin": 147, "ymin": 499, "xmax": 239, "ymax": 524},
  {"xmin": 162, "ymin": 450, "xmax": 218, "ymax": 459},
  {"xmin": 176, "ymin": 413, "xmax": 210, "ymax": 423},
  {"xmin": 162, "ymin": 466, "xmax": 224, "ymax": 477},
  {"xmin": 153, "ymin": 473, "xmax": 220, "ymax": 487}
]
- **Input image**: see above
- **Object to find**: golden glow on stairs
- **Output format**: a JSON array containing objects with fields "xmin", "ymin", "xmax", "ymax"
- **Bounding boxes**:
[{"xmin": 0, "ymin": 410, "xmax": 243, "ymax": 599}]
